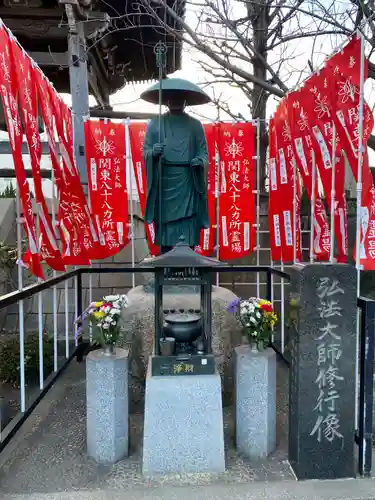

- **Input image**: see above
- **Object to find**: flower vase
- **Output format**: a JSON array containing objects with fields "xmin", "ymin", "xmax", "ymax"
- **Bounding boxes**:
[{"xmin": 103, "ymin": 344, "xmax": 115, "ymax": 356}]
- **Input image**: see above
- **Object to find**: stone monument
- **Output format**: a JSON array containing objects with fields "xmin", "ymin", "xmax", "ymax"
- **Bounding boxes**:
[
  {"xmin": 287, "ymin": 263, "xmax": 357, "ymax": 480},
  {"xmin": 138, "ymin": 239, "xmax": 226, "ymax": 475}
]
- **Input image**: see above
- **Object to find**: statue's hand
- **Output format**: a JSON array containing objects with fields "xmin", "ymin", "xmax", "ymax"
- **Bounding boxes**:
[
  {"xmin": 152, "ymin": 143, "xmax": 165, "ymax": 157},
  {"xmin": 190, "ymin": 157, "xmax": 201, "ymax": 167}
]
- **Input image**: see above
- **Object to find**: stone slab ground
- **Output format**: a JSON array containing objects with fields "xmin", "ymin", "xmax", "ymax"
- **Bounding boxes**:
[
  {"xmin": 3, "ymin": 479, "xmax": 375, "ymax": 500},
  {"xmin": 1, "ymin": 354, "xmax": 374, "ymax": 500}
]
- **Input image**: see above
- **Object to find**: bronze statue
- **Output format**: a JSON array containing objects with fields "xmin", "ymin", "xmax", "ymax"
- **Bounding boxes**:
[{"xmin": 140, "ymin": 78, "xmax": 212, "ymax": 254}]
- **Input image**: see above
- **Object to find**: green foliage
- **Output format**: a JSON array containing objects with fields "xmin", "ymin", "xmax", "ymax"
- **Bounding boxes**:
[
  {"xmin": 0, "ymin": 333, "xmax": 54, "ymax": 386},
  {"xmin": 0, "ymin": 182, "xmax": 16, "ymax": 198},
  {"xmin": 0, "ymin": 241, "xmax": 18, "ymax": 271}
]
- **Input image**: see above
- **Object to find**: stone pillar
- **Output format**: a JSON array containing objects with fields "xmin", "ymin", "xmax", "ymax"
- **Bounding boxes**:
[
  {"xmin": 235, "ymin": 346, "xmax": 276, "ymax": 458},
  {"xmin": 288, "ymin": 263, "xmax": 357, "ymax": 480},
  {"xmin": 86, "ymin": 348, "xmax": 129, "ymax": 464},
  {"xmin": 142, "ymin": 359, "xmax": 225, "ymax": 475}
]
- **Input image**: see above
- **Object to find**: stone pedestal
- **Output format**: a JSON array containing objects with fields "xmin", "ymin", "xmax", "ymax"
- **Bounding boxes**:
[
  {"xmin": 235, "ymin": 345, "xmax": 276, "ymax": 458},
  {"xmin": 288, "ymin": 264, "xmax": 357, "ymax": 480},
  {"xmin": 142, "ymin": 358, "xmax": 226, "ymax": 476},
  {"xmin": 86, "ymin": 348, "xmax": 129, "ymax": 464}
]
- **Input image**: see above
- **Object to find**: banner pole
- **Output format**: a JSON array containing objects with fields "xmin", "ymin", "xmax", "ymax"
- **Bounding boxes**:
[
  {"xmin": 355, "ymin": 29, "xmax": 366, "ymax": 431},
  {"xmin": 16, "ymin": 186, "xmax": 26, "ymax": 413},
  {"xmin": 51, "ymin": 168, "xmax": 58, "ymax": 371},
  {"xmin": 125, "ymin": 119, "xmax": 135, "ymax": 288},
  {"xmin": 216, "ymin": 123, "xmax": 220, "ymax": 286},
  {"xmin": 256, "ymin": 118, "xmax": 261, "ymax": 296},
  {"xmin": 329, "ymin": 121, "xmax": 337, "ymax": 263},
  {"xmin": 292, "ymin": 156, "xmax": 297, "ymax": 264},
  {"xmin": 310, "ymin": 149, "xmax": 316, "ymax": 263}
]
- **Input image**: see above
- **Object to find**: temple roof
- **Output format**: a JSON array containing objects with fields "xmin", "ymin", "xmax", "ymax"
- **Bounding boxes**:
[{"xmin": 0, "ymin": 0, "xmax": 184, "ymax": 103}]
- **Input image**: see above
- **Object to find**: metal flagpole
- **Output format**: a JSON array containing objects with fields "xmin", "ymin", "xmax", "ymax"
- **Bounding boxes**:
[
  {"xmin": 16, "ymin": 187, "xmax": 26, "ymax": 413},
  {"xmin": 310, "ymin": 150, "xmax": 317, "ymax": 263},
  {"xmin": 154, "ymin": 42, "xmax": 167, "ymax": 252},
  {"xmin": 355, "ymin": 29, "xmax": 366, "ymax": 431},
  {"xmin": 292, "ymin": 157, "xmax": 297, "ymax": 263},
  {"xmin": 125, "ymin": 119, "xmax": 135, "ymax": 288},
  {"xmin": 329, "ymin": 121, "xmax": 337, "ymax": 263},
  {"xmin": 255, "ymin": 119, "xmax": 261, "ymax": 296},
  {"xmin": 215, "ymin": 127, "xmax": 220, "ymax": 286}
]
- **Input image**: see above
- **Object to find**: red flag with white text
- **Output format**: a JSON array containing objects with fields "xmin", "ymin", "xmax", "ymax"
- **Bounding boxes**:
[
  {"xmin": 195, "ymin": 123, "xmax": 217, "ymax": 256},
  {"xmin": 11, "ymin": 41, "xmax": 66, "ymax": 272},
  {"xmin": 273, "ymin": 102, "xmax": 302, "ymax": 263},
  {"xmin": 0, "ymin": 24, "xmax": 44, "ymax": 278},
  {"xmin": 128, "ymin": 121, "xmax": 160, "ymax": 256},
  {"xmin": 85, "ymin": 119, "xmax": 129, "ymax": 258},
  {"xmin": 217, "ymin": 122, "xmax": 256, "ymax": 260},
  {"xmin": 302, "ymin": 72, "xmax": 348, "ymax": 262},
  {"xmin": 268, "ymin": 119, "xmax": 283, "ymax": 262},
  {"xmin": 46, "ymin": 88, "xmax": 96, "ymax": 264},
  {"xmin": 325, "ymin": 36, "xmax": 375, "ymax": 268},
  {"xmin": 286, "ymin": 92, "xmax": 330, "ymax": 260}
]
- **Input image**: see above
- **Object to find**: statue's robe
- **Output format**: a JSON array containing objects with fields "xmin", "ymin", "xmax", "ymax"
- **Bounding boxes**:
[{"xmin": 144, "ymin": 112, "xmax": 209, "ymax": 247}]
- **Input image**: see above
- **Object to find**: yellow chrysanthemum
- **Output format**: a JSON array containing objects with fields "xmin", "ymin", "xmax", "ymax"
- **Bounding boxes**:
[
  {"xmin": 258, "ymin": 299, "xmax": 272, "ymax": 306},
  {"xmin": 95, "ymin": 301, "xmax": 104, "ymax": 307},
  {"xmin": 93, "ymin": 311, "xmax": 105, "ymax": 320}
]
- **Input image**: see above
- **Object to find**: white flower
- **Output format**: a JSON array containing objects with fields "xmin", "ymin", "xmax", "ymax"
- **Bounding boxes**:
[
  {"xmin": 103, "ymin": 295, "xmax": 120, "ymax": 302},
  {"xmin": 248, "ymin": 304, "xmax": 255, "ymax": 313},
  {"xmin": 102, "ymin": 323, "xmax": 110, "ymax": 330},
  {"xmin": 250, "ymin": 317, "xmax": 257, "ymax": 324},
  {"xmin": 111, "ymin": 321, "xmax": 116, "ymax": 325},
  {"xmin": 246, "ymin": 323, "xmax": 250, "ymax": 327},
  {"xmin": 252, "ymin": 331, "xmax": 258, "ymax": 337},
  {"xmin": 256, "ymin": 312, "xmax": 261, "ymax": 319},
  {"xmin": 109, "ymin": 308, "xmax": 121, "ymax": 316}
]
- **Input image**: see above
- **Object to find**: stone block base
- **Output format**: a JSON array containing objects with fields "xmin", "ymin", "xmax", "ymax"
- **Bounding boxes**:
[
  {"xmin": 86, "ymin": 348, "xmax": 129, "ymax": 464},
  {"xmin": 142, "ymin": 357, "xmax": 225, "ymax": 476},
  {"xmin": 235, "ymin": 345, "xmax": 276, "ymax": 458}
]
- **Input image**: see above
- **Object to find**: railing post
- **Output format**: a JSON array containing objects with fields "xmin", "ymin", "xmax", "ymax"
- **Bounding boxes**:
[
  {"xmin": 266, "ymin": 269, "xmax": 272, "ymax": 302},
  {"xmin": 76, "ymin": 270, "xmax": 84, "ymax": 362},
  {"xmin": 358, "ymin": 298, "xmax": 375, "ymax": 477}
]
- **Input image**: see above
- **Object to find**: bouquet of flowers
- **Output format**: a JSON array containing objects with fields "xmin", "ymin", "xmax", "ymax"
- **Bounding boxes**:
[
  {"xmin": 76, "ymin": 294, "xmax": 129, "ymax": 349},
  {"xmin": 228, "ymin": 297, "xmax": 277, "ymax": 350}
]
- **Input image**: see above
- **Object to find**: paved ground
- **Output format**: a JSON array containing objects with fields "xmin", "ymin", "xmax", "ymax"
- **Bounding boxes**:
[
  {"xmin": 0, "ymin": 357, "xmax": 292, "ymax": 496},
  {"xmin": 3, "ymin": 479, "xmax": 375, "ymax": 500}
]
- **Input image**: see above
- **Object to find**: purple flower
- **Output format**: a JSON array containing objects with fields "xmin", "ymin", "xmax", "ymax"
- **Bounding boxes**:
[{"xmin": 227, "ymin": 298, "xmax": 241, "ymax": 313}]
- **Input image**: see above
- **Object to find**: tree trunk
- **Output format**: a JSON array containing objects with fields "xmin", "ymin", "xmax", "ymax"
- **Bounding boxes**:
[{"xmin": 248, "ymin": 0, "xmax": 270, "ymax": 192}]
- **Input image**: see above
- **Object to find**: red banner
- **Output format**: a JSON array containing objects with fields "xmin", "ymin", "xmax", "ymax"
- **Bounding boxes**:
[
  {"xmin": 11, "ymin": 41, "xmax": 66, "ymax": 272},
  {"xmin": 128, "ymin": 121, "xmax": 160, "ymax": 256},
  {"xmin": 42, "ymin": 79, "xmax": 97, "ymax": 265},
  {"xmin": 286, "ymin": 92, "xmax": 331, "ymax": 260},
  {"xmin": 195, "ymin": 123, "xmax": 217, "ymax": 256},
  {"xmin": 0, "ymin": 24, "xmax": 44, "ymax": 278},
  {"xmin": 273, "ymin": 103, "xmax": 302, "ymax": 263},
  {"xmin": 324, "ymin": 37, "xmax": 375, "ymax": 268},
  {"xmin": 302, "ymin": 72, "xmax": 348, "ymax": 262},
  {"xmin": 217, "ymin": 122, "xmax": 256, "ymax": 260},
  {"xmin": 268, "ymin": 119, "xmax": 283, "ymax": 262},
  {"xmin": 85, "ymin": 120, "xmax": 129, "ymax": 257}
]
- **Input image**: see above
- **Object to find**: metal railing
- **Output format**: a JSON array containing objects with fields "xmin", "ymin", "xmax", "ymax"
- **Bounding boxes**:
[
  {"xmin": 0, "ymin": 264, "xmax": 374, "ymax": 479},
  {"xmin": 356, "ymin": 296, "xmax": 375, "ymax": 476}
]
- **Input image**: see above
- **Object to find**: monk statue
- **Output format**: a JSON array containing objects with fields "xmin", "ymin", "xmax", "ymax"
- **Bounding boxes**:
[{"xmin": 140, "ymin": 78, "xmax": 212, "ymax": 254}]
